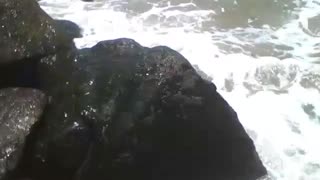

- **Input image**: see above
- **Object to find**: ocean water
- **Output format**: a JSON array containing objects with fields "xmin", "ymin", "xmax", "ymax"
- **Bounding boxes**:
[{"xmin": 38, "ymin": 0, "xmax": 320, "ymax": 179}]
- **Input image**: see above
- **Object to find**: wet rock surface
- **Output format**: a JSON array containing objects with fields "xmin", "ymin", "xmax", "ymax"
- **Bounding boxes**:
[
  {"xmin": 9, "ymin": 38, "xmax": 267, "ymax": 180},
  {"xmin": 0, "ymin": 88, "xmax": 46, "ymax": 180},
  {"xmin": 0, "ymin": 1, "xmax": 267, "ymax": 180},
  {"xmin": 0, "ymin": 0, "xmax": 80, "ymax": 89},
  {"xmin": 0, "ymin": 0, "xmax": 72, "ymax": 64}
]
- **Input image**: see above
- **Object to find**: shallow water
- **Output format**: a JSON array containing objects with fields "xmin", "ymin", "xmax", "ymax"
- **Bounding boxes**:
[{"xmin": 39, "ymin": 0, "xmax": 320, "ymax": 179}]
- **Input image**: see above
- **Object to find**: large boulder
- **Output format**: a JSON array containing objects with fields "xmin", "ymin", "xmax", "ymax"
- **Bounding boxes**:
[
  {"xmin": 15, "ymin": 38, "xmax": 267, "ymax": 180},
  {"xmin": 0, "ymin": 0, "xmax": 80, "ymax": 89},
  {"xmin": 1, "ymin": 0, "xmax": 266, "ymax": 179},
  {"xmin": 0, "ymin": 88, "xmax": 46, "ymax": 180},
  {"xmin": 0, "ymin": 0, "xmax": 73, "ymax": 64}
]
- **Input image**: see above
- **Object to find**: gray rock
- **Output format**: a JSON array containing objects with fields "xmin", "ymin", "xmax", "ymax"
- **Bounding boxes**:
[
  {"xmin": 0, "ymin": 0, "xmax": 72, "ymax": 64},
  {"xmin": 0, "ymin": 88, "xmax": 46, "ymax": 179}
]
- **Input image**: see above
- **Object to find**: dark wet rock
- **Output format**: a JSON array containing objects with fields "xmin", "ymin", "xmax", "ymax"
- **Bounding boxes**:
[
  {"xmin": 0, "ymin": 0, "xmax": 72, "ymax": 64},
  {"xmin": 16, "ymin": 38, "xmax": 267, "ymax": 180},
  {"xmin": 54, "ymin": 20, "xmax": 82, "ymax": 39},
  {"xmin": 0, "ymin": 0, "xmax": 78, "ymax": 89},
  {"xmin": 0, "ymin": 88, "xmax": 46, "ymax": 180}
]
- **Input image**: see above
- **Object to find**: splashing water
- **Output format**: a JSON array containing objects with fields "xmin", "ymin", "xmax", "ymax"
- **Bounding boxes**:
[{"xmin": 39, "ymin": 0, "xmax": 320, "ymax": 179}]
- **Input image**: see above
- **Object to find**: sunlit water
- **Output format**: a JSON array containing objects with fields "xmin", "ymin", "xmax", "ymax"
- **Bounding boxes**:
[{"xmin": 39, "ymin": 0, "xmax": 320, "ymax": 179}]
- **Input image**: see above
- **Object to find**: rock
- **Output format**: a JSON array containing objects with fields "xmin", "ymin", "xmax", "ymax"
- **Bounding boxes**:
[
  {"xmin": 0, "ymin": 0, "xmax": 80, "ymax": 89},
  {"xmin": 54, "ymin": 20, "xmax": 82, "ymax": 39},
  {"xmin": 0, "ymin": 0, "xmax": 72, "ymax": 64},
  {"xmin": 17, "ymin": 38, "xmax": 266, "ymax": 180},
  {"xmin": 0, "ymin": 88, "xmax": 46, "ymax": 180},
  {"xmin": 0, "ymin": 57, "xmax": 40, "ymax": 89}
]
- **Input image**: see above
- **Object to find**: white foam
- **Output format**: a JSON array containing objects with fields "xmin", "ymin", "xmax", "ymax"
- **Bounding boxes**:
[{"xmin": 39, "ymin": 0, "xmax": 320, "ymax": 179}]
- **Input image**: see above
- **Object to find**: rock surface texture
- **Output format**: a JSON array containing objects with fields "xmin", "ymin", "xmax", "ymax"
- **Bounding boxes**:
[
  {"xmin": 0, "ymin": 0, "xmax": 267, "ymax": 180},
  {"xmin": 0, "ymin": 88, "xmax": 46, "ymax": 180},
  {"xmin": 0, "ymin": 0, "xmax": 72, "ymax": 64},
  {"xmin": 16, "ymin": 39, "xmax": 266, "ymax": 180},
  {"xmin": 0, "ymin": 0, "xmax": 77, "ymax": 89}
]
